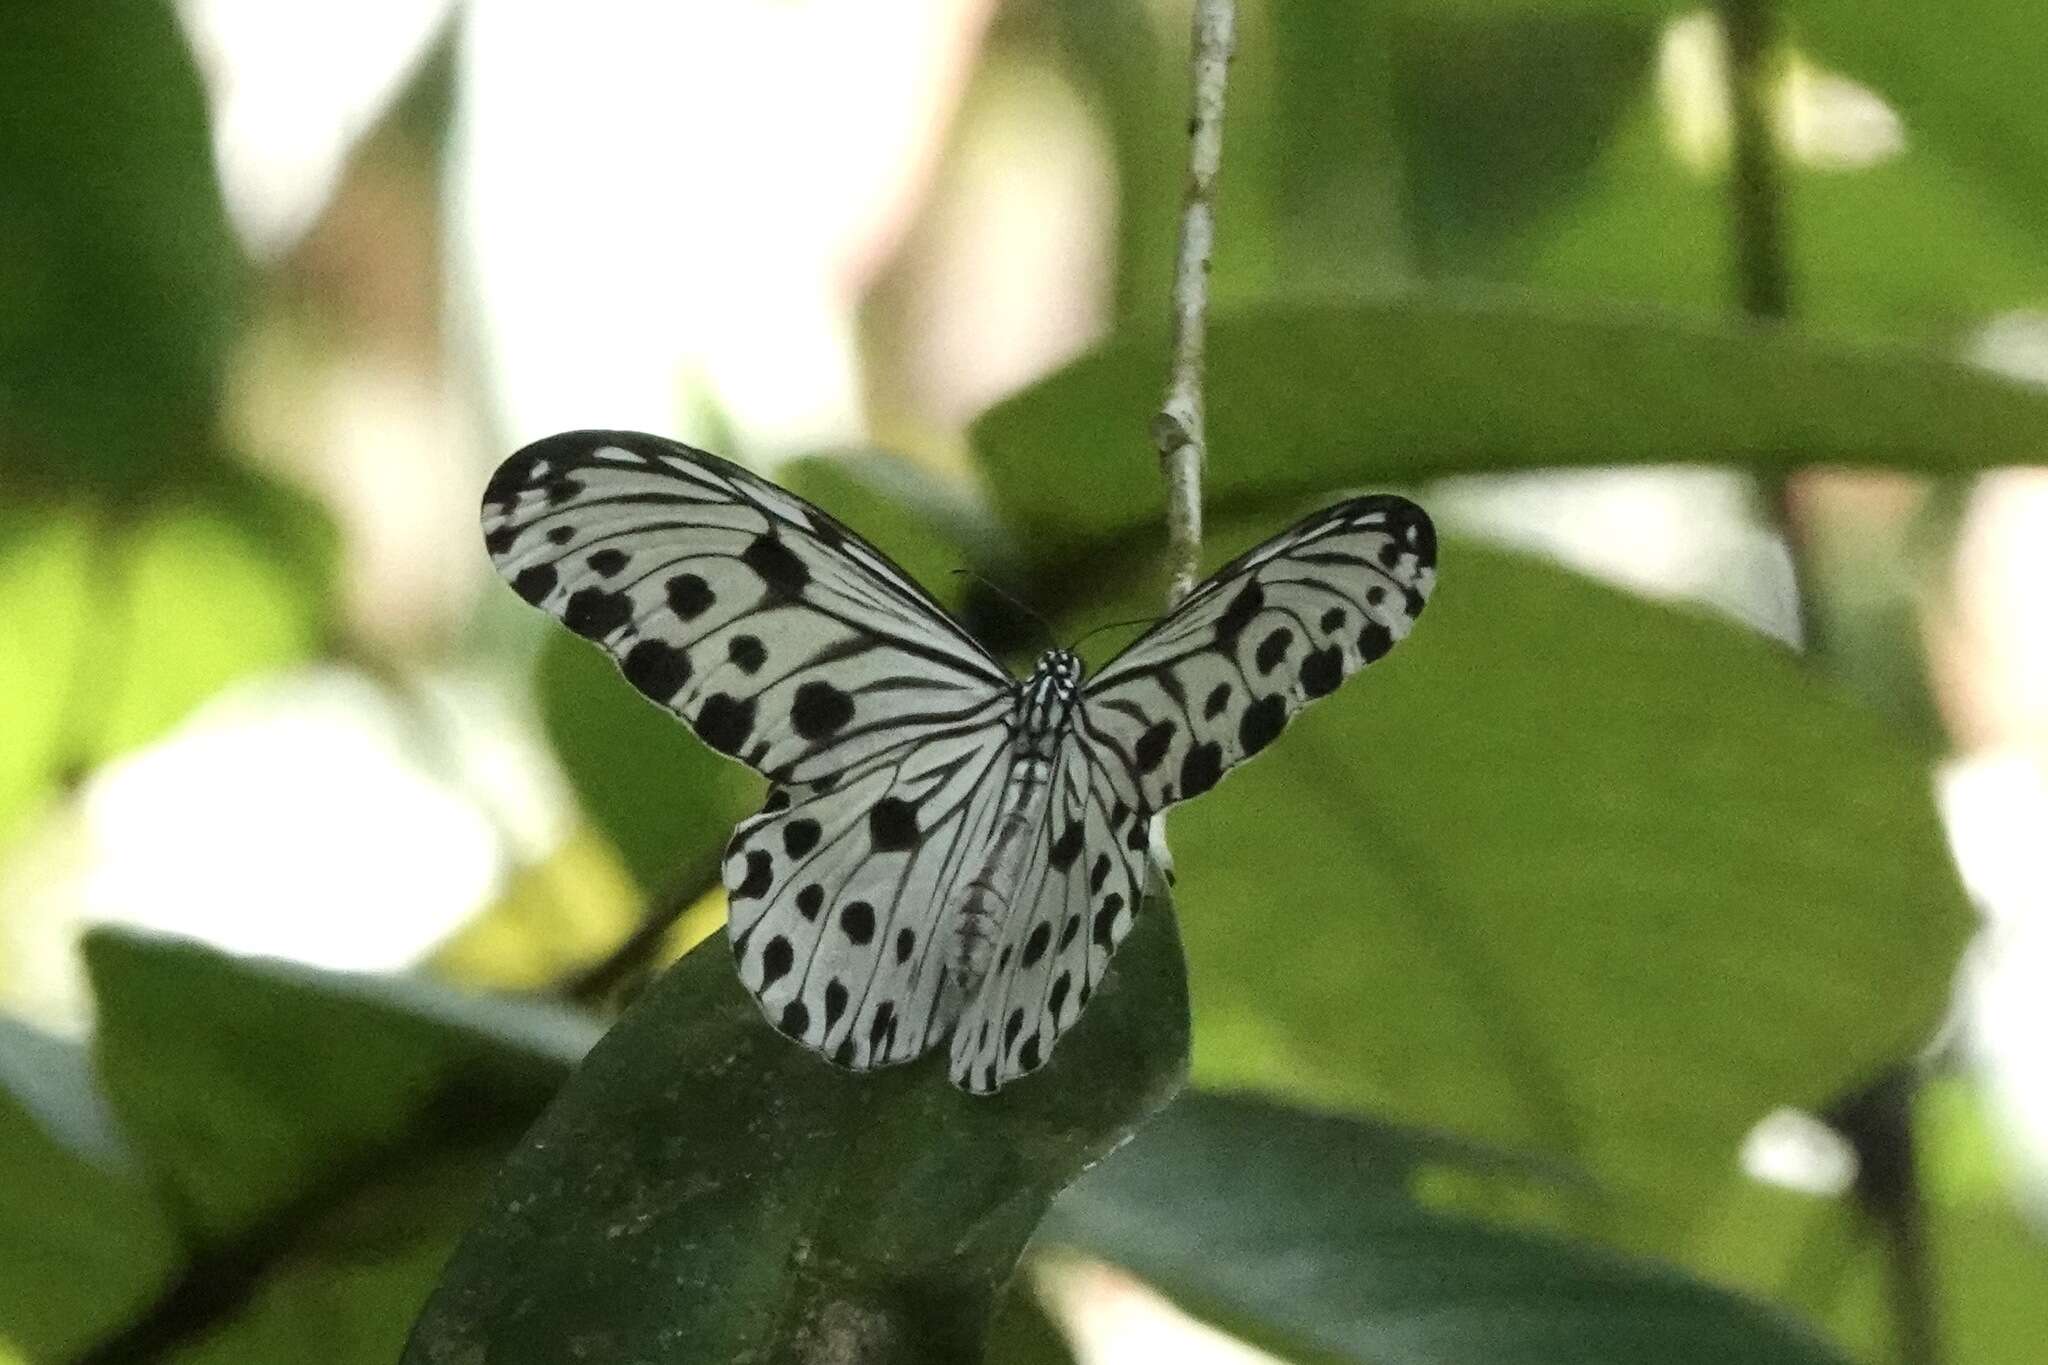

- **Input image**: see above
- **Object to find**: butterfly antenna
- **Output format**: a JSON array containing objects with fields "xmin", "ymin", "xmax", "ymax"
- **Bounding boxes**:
[
  {"xmin": 950, "ymin": 569, "xmax": 1057, "ymax": 651},
  {"xmin": 1068, "ymin": 614, "xmax": 1159, "ymax": 652}
]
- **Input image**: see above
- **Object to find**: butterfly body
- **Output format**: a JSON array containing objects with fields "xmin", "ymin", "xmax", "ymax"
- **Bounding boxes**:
[
  {"xmin": 952, "ymin": 654, "xmax": 1079, "ymax": 1008},
  {"xmin": 483, "ymin": 430, "xmax": 1435, "ymax": 1093}
]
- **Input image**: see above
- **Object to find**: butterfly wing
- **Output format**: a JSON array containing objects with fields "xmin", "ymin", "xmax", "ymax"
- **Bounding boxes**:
[
  {"xmin": 948, "ymin": 725, "xmax": 1148, "ymax": 1093},
  {"xmin": 1080, "ymin": 495, "xmax": 1436, "ymax": 816},
  {"xmin": 481, "ymin": 430, "xmax": 1013, "ymax": 787},
  {"xmin": 482, "ymin": 430, "xmax": 1023, "ymax": 1070},
  {"xmin": 725, "ymin": 710, "xmax": 1017, "ymax": 1071}
]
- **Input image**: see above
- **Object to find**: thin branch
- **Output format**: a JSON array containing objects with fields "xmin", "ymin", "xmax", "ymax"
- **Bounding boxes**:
[
  {"xmin": 1152, "ymin": 0, "xmax": 1235, "ymax": 609},
  {"xmin": 1719, "ymin": 0, "xmax": 1824, "ymax": 650},
  {"xmin": 1720, "ymin": 9, "xmax": 1937, "ymax": 1361}
]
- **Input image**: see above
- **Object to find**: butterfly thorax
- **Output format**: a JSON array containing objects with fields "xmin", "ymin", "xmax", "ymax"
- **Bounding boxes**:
[{"xmin": 1013, "ymin": 648, "xmax": 1082, "ymax": 758}]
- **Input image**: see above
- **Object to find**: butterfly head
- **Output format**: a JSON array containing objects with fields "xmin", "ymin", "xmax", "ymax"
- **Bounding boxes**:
[{"xmin": 1015, "ymin": 648, "xmax": 1083, "ymax": 750}]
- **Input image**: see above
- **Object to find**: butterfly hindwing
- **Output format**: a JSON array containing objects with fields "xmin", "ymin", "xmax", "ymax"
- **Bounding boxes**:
[
  {"xmin": 948, "ymin": 726, "xmax": 1146, "ymax": 1093},
  {"xmin": 725, "ymin": 711, "xmax": 1018, "ymax": 1071},
  {"xmin": 481, "ymin": 430, "xmax": 1011, "ymax": 787},
  {"xmin": 1080, "ymin": 495, "xmax": 1435, "ymax": 816}
]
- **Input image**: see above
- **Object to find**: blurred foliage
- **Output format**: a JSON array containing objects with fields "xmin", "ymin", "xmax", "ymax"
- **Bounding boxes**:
[{"xmin": 6, "ymin": 1, "xmax": 2048, "ymax": 1364}]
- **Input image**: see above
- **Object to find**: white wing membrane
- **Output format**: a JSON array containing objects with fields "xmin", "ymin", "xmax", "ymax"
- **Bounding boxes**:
[
  {"xmin": 481, "ymin": 430, "xmax": 1011, "ymax": 787},
  {"xmin": 1081, "ymin": 496, "xmax": 1435, "ymax": 817}
]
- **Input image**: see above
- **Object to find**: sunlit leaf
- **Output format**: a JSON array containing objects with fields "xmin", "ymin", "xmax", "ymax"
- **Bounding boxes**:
[{"xmin": 974, "ymin": 299, "xmax": 2048, "ymax": 543}]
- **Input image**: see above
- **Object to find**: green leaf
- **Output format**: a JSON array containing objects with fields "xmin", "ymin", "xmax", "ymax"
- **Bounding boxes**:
[
  {"xmin": 0, "ymin": 478, "xmax": 333, "ymax": 847},
  {"xmin": 0, "ymin": 0, "xmax": 241, "ymax": 490},
  {"xmin": 1045, "ymin": 1091, "xmax": 1854, "ymax": 1365},
  {"xmin": 0, "ymin": 1020, "xmax": 178, "ymax": 1360},
  {"xmin": 1390, "ymin": 10, "xmax": 1660, "ymax": 278},
  {"xmin": 86, "ymin": 928, "xmax": 597, "ymax": 1240},
  {"xmin": 405, "ymin": 896, "xmax": 1190, "ymax": 1364},
  {"xmin": 535, "ymin": 629, "xmax": 758, "ymax": 893},
  {"xmin": 972, "ymin": 299, "xmax": 2048, "ymax": 544},
  {"xmin": 1485, "ymin": 85, "xmax": 2048, "ymax": 334},
  {"xmin": 1153, "ymin": 537, "xmax": 1971, "ymax": 1236},
  {"xmin": 1790, "ymin": 0, "xmax": 2048, "ymax": 241}
]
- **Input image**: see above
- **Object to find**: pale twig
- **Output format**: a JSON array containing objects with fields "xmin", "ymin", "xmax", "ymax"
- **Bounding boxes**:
[{"xmin": 1152, "ymin": 0, "xmax": 1235, "ymax": 608}]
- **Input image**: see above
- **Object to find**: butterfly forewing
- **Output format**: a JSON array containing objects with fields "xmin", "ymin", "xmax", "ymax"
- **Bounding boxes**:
[
  {"xmin": 481, "ymin": 430, "xmax": 1012, "ymax": 788},
  {"xmin": 1079, "ymin": 495, "xmax": 1435, "ymax": 816}
]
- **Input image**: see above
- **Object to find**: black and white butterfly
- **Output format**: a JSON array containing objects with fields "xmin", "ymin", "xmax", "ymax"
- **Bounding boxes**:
[{"xmin": 483, "ymin": 431, "xmax": 1435, "ymax": 1093}]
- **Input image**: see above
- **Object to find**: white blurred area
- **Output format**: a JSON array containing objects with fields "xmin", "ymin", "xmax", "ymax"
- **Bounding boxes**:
[{"xmin": 5, "ymin": 1, "xmax": 2045, "ymax": 1341}]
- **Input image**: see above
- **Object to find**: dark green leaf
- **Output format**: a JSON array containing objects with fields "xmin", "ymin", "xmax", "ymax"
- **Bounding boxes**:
[
  {"xmin": 973, "ymin": 299, "xmax": 2048, "ymax": 542},
  {"xmin": 1046, "ymin": 1091, "xmax": 1854, "ymax": 1364},
  {"xmin": 86, "ymin": 928, "xmax": 596, "ymax": 1240},
  {"xmin": 405, "ymin": 895, "xmax": 1189, "ymax": 1364},
  {"xmin": 0, "ymin": 0, "xmax": 241, "ymax": 490},
  {"xmin": 0, "ymin": 1020, "xmax": 178, "ymax": 1359}
]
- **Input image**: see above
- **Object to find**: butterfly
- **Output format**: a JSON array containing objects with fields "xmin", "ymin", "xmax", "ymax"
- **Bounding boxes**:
[{"xmin": 482, "ymin": 431, "xmax": 1436, "ymax": 1093}]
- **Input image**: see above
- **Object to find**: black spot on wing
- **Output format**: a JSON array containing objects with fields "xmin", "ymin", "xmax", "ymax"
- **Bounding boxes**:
[
  {"xmin": 895, "ymin": 927, "xmax": 916, "ymax": 964},
  {"xmin": 1238, "ymin": 694, "xmax": 1287, "ymax": 757},
  {"xmin": 840, "ymin": 900, "xmax": 876, "ymax": 945},
  {"xmin": 1320, "ymin": 607, "xmax": 1347, "ymax": 634},
  {"xmin": 778, "ymin": 1000, "xmax": 810, "ymax": 1038},
  {"xmin": 1357, "ymin": 620, "xmax": 1394, "ymax": 663},
  {"xmin": 734, "ymin": 850, "xmax": 772, "ymax": 900},
  {"xmin": 1018, "ymin": 1036, "xmax": 1042, "ymax": 1072},
  {"xmin": 545, "ymin": 477, "xmax": 584, "ymax": 506},
  {"xmin": 1003, "ymin": 1008, "xmax": 1025, "ymax": 1053},
  {"xmin": 783, "ymin": 819, "xmax": 821, "ymax": 858},
  {"xmin": 1301, "ymin": 645, "xmax": 1344, "ymax": 698},
  {"xmin": 869, "ymin": 1000, "xmax": 897, "ymax": 1052},
  {"xmin": 824, "ymin": 980, "xmax": 849, "ymax": 1029},
  {"xmin": 1049, "ymin": 971, "xmax": 1072, "ymax": 1021},
  {"xmin": 1215, "ymin": 581, "xmax": 1263, "ymax": 647},
  {"xmin": 1049, "ymin": 822, "xmax": 1084, "ymax": 871},
  {"xmin": 545, "ymin": 524, "xmax": 575, "ymax": 546},
  {"xmin": 868, "ymin": 798, "xmax": 919, "ymax": 852},
  {"xmin": 1180, "ymin": 741, "xmax": 1223, "ymax": 800},
  {"xmin": 1089, "ymin": 853, "xmax": 1111, "ymax": 893},
  {"xmin": 622, "ymin": 638, "xmax": 691, "ymax": 701},
  {"xmin": 792, "ymin": 680, "xmax": 855, "ymax": 741},
  {"xmin": 796, "ymin": 884, "xmax": 823, "ymax": 920},
  {"xmin": 1022, "ymin": 921, "xmax": 1051, "ymax": 968},
  {"xmin": 1203, "ymin": 682, "xmax": 1231, "ymax": 720},
  {"xmin": 1059, "ymin": 913, "xmax": 1080, "ymax": 951},
  {"xmin": 728, "ymin": 634, "xmax": 767, "ymax": 673},
  {"xmin": 666, "ymin": 573, "xmax": 715, "ymax": 620},
  {"xmin": 1092, "ymin": 893, "xmax": 1123, "ymax": 949},
  {"xmin": 484, "ymin": 524, "xmax": 517, "ymax": 556},
  {"xmin": 587, "ymin": 548, "xmax": 629, "ymax": 577},
  {"xmin": 697, "ymin": 693, "xmax": 757, "ymax": 756},
  {"xmin": 1133, "ymin": 720, "xmax": 1175, "ymax": 774},
  {"xmin": 761, "ymin": 934, "xmax": 794, "ymax": 988},
  {"xmin": 511, "ymin": 564, "xmax": 556, "ymax": 605},
  {"xmin": 565, "ymin": 586, "xmax": 633, "ymax": 639},
  {"xmin": 1255, "ymin": 627, "xmax": 1293, "ymax": 674},
  {"xmin": 742, "ymin": 533, "xmax": 810, "ymax": 600}
]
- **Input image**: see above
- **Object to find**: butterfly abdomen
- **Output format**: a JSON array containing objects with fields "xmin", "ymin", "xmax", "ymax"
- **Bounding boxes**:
[{"xmin": 950, "ymin": 749, "xmax": 1054, "ymax": 1000}]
